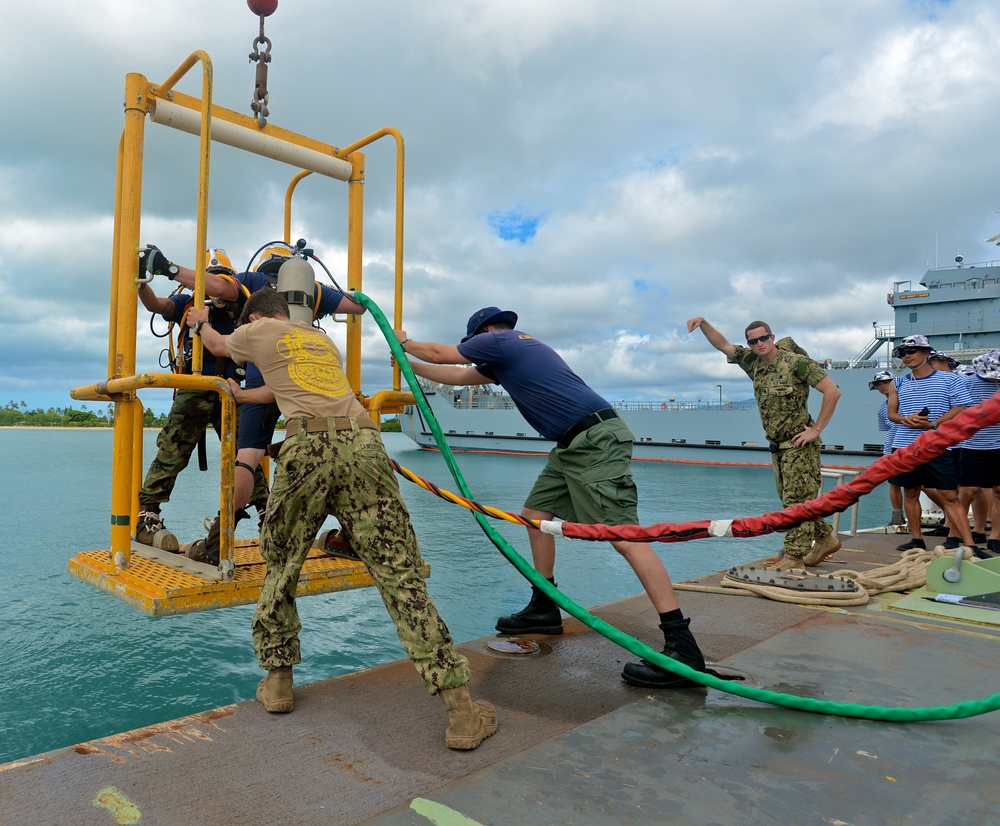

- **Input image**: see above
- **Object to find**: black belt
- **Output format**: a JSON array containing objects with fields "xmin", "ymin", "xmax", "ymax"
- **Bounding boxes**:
[{"xmin": 557, "ymin": 408, "xmax": 618, "ymax": 449}]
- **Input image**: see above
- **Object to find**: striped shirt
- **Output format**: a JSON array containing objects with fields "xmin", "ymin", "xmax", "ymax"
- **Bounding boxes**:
[
  {"xmin": 960, "ymin": 375, "xmax": 1000, "ymax": 450},
  {"xmin": 890, "ymin": 370, "xmax": 974, "ymax": 449},
  {"xmin": 877, "ymin": 401, "xmax": 896, "ymax": 455}
]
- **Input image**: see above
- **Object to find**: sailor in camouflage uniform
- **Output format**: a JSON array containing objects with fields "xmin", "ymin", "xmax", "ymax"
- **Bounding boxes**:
[
  {"xmin": 187, "ymin": 290, "xmax": 498, "ymax": 750},
  {"xmin": 687, "ymin": 317, "xmax": 843, "ymax": 570}
]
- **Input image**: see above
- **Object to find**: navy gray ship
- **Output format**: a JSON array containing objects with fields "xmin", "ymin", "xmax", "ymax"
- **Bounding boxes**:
[{"xmin": 401, "ymin": 255, "xmax": 1000, "ymax": 468}]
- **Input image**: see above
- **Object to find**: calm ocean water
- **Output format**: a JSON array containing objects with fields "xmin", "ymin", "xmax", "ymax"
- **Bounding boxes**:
[{"xmin": 0, "ymin": 428, "xmax": 883, "ymax": 764}]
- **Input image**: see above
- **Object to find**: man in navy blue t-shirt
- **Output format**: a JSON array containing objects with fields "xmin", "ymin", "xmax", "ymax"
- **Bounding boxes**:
[{"xmin": 395, "ymin": 307, "xmax": 708, "ymax": 689}]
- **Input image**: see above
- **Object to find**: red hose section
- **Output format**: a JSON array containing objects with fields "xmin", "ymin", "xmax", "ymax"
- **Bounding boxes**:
[{"xmin": 561, "ymin": 391, "xmax": 1000, "ymax": 543}]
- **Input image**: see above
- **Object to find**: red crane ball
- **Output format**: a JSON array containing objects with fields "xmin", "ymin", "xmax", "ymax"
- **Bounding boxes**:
[{"xmin": 248, "ymin": 0, "xmax": 278, "ymax": 17}]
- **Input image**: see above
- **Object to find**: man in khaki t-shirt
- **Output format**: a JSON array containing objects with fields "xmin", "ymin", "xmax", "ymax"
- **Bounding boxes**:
[{"xmin": 187, "ymin": 290, "xmax": 498, "ymax": 751}]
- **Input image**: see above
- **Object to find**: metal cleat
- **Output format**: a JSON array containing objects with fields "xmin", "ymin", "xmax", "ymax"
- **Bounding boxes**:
[{"xmin": 726, "ymin": 565, "xmax": 860, "ymax": 593}]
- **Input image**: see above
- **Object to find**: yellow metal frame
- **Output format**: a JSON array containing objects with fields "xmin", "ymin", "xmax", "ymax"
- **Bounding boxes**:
[
  {"xmin": 70, "ymin": 50, "xmax": 416, "ymax": 612},
  {"xmin": 69, "ymin": 542, "xmax": 429, "ymax": 617}
]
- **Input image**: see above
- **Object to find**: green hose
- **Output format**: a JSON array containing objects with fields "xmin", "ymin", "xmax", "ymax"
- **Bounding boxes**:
[{"xmin": 358, "ymin": 291, "xmax": 1000, "ymax": 721}]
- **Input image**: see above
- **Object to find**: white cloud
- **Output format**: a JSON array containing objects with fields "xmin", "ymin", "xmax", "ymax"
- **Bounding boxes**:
[
  {"xmin": 787, "ymin": 14, "xmax": 1000, "ymax": 135},
  {"xmin": 3, "ymin": 0, "xmax": 1000, "ymax": 414}
]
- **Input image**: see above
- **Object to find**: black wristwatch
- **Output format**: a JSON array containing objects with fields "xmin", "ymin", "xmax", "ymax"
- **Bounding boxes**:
[{"xmin": 192, "ymin": 320, "xmax": 207, "ymax": 336}]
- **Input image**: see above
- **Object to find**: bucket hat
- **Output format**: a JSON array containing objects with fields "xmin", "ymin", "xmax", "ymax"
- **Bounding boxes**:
[
  {"xmin": 892, "ymin": 334, "xmax": 932, "ymax": 358},
  {"xmin": 868, "ymin": 370, "xmax": 894, "ymax": 390},
  {"xmin": 463, "ymin": 307, "xmax": 518, "ymax": 342},
  {"xmin": 973, "ymin": 350, "xmax": 1000, "ymax": 380}
]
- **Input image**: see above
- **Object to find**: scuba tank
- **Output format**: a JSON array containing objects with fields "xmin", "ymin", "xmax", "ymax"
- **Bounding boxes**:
[{"xmin": 276, "ymin": 255, "xmax": 316, "ymax": 324}]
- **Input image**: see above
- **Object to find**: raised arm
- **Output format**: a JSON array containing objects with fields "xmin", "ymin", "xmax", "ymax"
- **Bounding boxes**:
[
  {"xmin": 171, "ymin": 266, "xmax": 241, "ymax": 301},
  {"xmin": 687, "ymin": 317, "xmax": 737, "ymax": 359}
]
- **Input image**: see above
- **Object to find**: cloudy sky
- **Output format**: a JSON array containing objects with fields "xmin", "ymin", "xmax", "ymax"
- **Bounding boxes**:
[{"xmin": 3, "ymin": 0, "xmax": 999, "ymax": 414}]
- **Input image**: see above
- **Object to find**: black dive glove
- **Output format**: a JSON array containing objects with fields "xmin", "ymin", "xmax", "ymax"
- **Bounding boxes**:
[{"xmin": 138, "ymin": 245, "xmax": 179, "ymax": 280}]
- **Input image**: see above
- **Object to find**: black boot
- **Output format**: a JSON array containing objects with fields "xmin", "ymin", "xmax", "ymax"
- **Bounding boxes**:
[
  {"xmin": 495, "ymin": 580, "xmax": 563, "ymax": 635},
  {"xmin": 621, "ymin": 618, "xmax": 706, "ymax": 688}
]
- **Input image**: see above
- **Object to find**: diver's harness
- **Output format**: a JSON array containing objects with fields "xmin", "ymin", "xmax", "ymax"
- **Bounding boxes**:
[{"xmin": 169, "ymin": 275, "xmax": 252, "ymax": 379}]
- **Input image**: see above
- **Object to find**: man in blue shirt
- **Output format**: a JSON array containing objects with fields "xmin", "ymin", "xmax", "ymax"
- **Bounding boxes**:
[
  {"xmin": 956, "ymin": 351, "xmax": 1000, "ymax": 554},
  {"xmin": 887, "ymin": 335, "xmax": 977, "ymax": 553},
  {"xmin": 395, "ymin": 307, "xmax": 707, "ymax": 690},
  {"xmin": 870, "ymin": 370, "xmax": 904, "ymax": 528}
]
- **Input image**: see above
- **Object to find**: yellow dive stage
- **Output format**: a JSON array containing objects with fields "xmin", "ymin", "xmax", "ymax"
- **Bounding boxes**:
[
  {"xmin": 69, "ymin": 540, "xmax": 429, "ymax": 617},
  {"xmin": 68, "ymin": 43, "xmax": 415, "ymax": 615}
]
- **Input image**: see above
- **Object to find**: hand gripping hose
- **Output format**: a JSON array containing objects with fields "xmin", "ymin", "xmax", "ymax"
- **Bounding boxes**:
[{"xmin": 357, "ymin": 291, "xmax": 1000, "ymax": 721}]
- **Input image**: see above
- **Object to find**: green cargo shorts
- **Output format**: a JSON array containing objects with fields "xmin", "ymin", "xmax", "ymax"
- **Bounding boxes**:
[{"xmin": 525, "ymin": 417, "xmax": 639, "ymax": 526}]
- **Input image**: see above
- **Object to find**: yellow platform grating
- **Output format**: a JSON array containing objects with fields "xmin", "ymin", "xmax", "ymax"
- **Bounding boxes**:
[{"xmin": 69, "ymin": 538, "xmax": 429, "ymax": 617}]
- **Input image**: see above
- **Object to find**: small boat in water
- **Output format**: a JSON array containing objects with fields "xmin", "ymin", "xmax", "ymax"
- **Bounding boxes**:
[{"xmin": 402, "ymin": 255, "xmax": 1000, "ymax": 468}]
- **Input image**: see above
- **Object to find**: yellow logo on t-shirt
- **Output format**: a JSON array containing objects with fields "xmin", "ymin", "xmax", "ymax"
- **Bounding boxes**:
[{"xmin": 276, "ymin": 328, "xmax": 349, "ymax": 396}]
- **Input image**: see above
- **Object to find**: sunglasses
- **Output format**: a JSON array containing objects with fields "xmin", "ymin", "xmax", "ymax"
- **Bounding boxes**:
[
  {"xmin": 899, "ymin": 348, "xmax": 923, "ymax": 356},
  {"xmin": 746, "ymin": 334, "xmax": 772, "ymax": 346}
]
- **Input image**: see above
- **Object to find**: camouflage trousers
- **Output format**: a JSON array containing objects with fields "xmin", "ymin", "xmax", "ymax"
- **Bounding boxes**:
[
  {"xmin": 138, "ymin": 389, "xmax": 268, "ymax": 511},
  {"xmin": 254, "ymin": 422, "xmax": 470, "ymax": 695},
  {"xmin": 771, "ymin": 438, "xmax": 832, "ymax": 556}
]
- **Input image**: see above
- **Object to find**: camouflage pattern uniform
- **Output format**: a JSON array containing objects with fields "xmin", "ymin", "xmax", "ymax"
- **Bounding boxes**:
[
  {"xmin": 729, "ymin": 344, "xmax": 834, "ymax": 558},
  {"xmin": 255, "ymin": 422, "xmax": 470, "ymax": 695},
  {"xmin": 138, "ymin": 389, "xmax": 268, "ymax": 511}
]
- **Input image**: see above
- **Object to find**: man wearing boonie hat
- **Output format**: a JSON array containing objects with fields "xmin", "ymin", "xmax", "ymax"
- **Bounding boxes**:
[
  {"xmin": 887, "ymin": 334, "xmax": 979, "ymax": 553},
  {"xmin": 394, "ymin": 308, "xmax": 709, "ymax": 690},
  {"xmin": 870, "ymin": 370, "xmax": 905, "ymax": 527},
  {"xmin": 928, "ymin": 350, "xmax": 959, "ymax": 372},
  {"xmin": 953, "ymin": 350, "xmax": 1000, "ymax": 555}
]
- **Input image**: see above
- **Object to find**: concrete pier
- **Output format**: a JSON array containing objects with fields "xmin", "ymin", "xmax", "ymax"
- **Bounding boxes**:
[{"xmin": 4, "ymin": 532, "xmax": 999, "ymax": 825}]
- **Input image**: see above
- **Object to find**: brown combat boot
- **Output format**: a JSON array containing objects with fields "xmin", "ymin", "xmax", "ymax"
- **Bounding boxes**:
[
  {"xmin": 803, "ymin": 534, "xmax": 842, "ymax": 566},
  {"xmin": 773, "ymin": 552, "xmax": 806, "ymax": 572},
  {"xmin": 135, "ymin": 509, "xmax": 179, "ymax": 552},
  {"xmin": 256, "ymin": 666, "xmax": 293, "ymax": 713},
  {"xmin": 439, "ymin": 685, "xmax": 499, "ymax": 750}
]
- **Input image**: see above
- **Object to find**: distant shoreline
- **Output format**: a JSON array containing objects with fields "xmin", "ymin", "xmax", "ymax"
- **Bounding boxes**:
[
  {"xmin": 2, "ymin": 425, "xmax": 132, "ymax": 431},
  {"xmin": 0, "ymin": 425, "xmax": 177, "ymax": 431}
]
